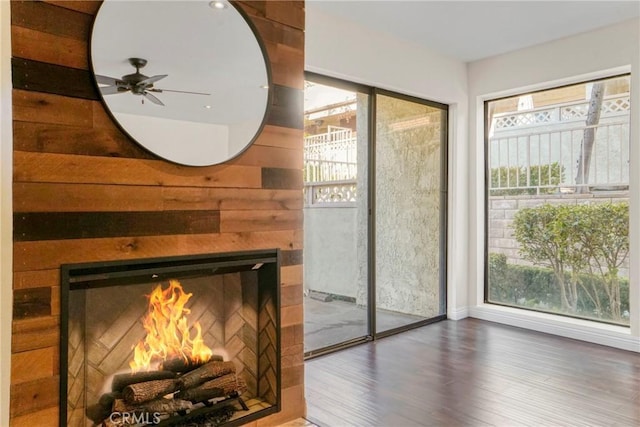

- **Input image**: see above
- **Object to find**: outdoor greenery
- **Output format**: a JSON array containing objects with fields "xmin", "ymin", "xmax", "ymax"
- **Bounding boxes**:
[
  {"xmin": 490, "ymin": 162, "xmax": 564, "ymax": 195},
  {"xmin": 489, "ymin": 253, "xmax": 629, "ymax": 323},
  {"xmin": 492, "ymin": 202, "xmax": 629, "ymax": 324}
]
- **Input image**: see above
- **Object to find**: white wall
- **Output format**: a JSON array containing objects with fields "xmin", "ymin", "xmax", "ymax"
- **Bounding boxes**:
[
  {"xmin": 467, "ymin": 18, "xmax": 640, "ymax": 351},
  {"xmin": 115, "ymin": 113, "xmax": 230, "ymax": 166},
  {"xmin": 0, "ymin": 1, "xmax": 12, "ymax": 424},
  {"xmin": 306, "ymin": 4, "xmax": 470, "ymax": 319}
]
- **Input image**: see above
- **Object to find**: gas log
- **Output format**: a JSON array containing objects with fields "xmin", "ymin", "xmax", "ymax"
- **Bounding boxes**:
[
  {"xmin": 160, "ymin": 355, "xmax": 223, "ymax": 373},
  {"xmin": 112, "ymin": 397, "xmax": 193, "ymax": 414},
  {"xmin": 86, "ymin": 403, "xmax": 112, "ymax": 425},
  {"xmin": 95, "ymin": 355, "xmax": 247, "ymax": 427},
  {"xmin": 123, "ymin": 378, "xmax": 179, "ymax": 404},
  {"xmin": 178, "ymin": 361, "xmax": 236, "ymax": 390},
  {"xmin": 112, "ymin": 371, "xmax": 177, "ymax": 392},
  {"xmin": 140, "ymin": 397, "xmax": 193, "ymax": 413},
  {"xmin": 86, "ymin": 392, "xmax": 122, "ymax": 424},
  {"xmin": 96, "ymin": 360, "xmax": 246, "ymax": 425},
  {"xmin": 176, "ymin": 373, "xmax": 247, "ymax": 403}
]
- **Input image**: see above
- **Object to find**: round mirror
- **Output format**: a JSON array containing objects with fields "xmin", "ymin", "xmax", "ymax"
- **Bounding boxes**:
[{"xmin": 91, "ymin": 0, "xmax": 271, "ymax": 166}]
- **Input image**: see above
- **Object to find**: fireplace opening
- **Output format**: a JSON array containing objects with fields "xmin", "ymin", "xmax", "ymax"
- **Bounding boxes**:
[{"xmin": 60, "ymin": 250, "xmax": 281, "ymax": 427}]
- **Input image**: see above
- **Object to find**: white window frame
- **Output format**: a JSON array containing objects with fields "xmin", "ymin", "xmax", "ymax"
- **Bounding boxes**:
[{"xmin": 470, "ymin": 66, "xmax": 639, "ymax": 352}]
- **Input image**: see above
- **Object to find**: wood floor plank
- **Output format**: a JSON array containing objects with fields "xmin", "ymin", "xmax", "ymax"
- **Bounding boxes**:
[
  {"xmin": 305, "ymin": 319, "xmax": 640, "ymax": 427},
  {"xmin": 14, "ymin": 230, "xmax": 303, "ymax": 271},
  {"xmin": 14, "ymin": 210, "xmax": 221, "ymax": 241},
  {"xmin": 12, "ymin": 1, "xmax": 92, "ymax": 40},
  {"xmin": 220, "ymin": 210, "xmax": 302, "ymax": 233},
  {"xmin": 13, "ymin": 90, "xmax": 92, "ymax": 127},
  {"xmin": 43, "ymin": 1, "xmax": 100, "ymax": 15},
  {"xmin": 229, "ymin": 143, "xmax": 303, "ymax": 169},
  {"xmin": 12, "ymin": 58, "xmax": 97, "ymax": 100},
  {"xmin": 9, "ymin": 375, "xmax": 59, "ymax": 418},
  {"xmin": 11, "ymin": 26, "xmax": 87, "ymax": 70},
  {"xmin": 13, "ymin": 151, "xmax": 263, "ymax": 188},
  {"xmin": 14, "ymin": 183, "xmax": 302, "ymax": 212},
  {"xmin": 13, "ymin": 120, "xmax": 151, "ymax": 159},
  {"xmin": 254, "ymin": 125, "xmax": 303, "ymax": 150},
  {"xmin": 10, "ymin": 406, "xmax": 58, "ymax": 427},
  {"xmin": 13, "ymin": 269, "xmax": 59, "ymax": 290}
]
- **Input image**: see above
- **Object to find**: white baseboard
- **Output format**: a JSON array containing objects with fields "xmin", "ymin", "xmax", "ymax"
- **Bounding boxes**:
[
  {"xmin": 469, "ymin": 304, "xmax": 639, "ymax": 353},
  {"xmin": 447, "ymin": 306, "xmax": 469, "ymax": 320}
]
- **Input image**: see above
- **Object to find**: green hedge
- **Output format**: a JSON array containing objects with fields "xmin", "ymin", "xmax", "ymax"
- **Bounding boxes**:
[
  {"xmin": 511, "ymin": 202, "xmax": 629, "ymax": 322},
  {"xmin": 488, "ymin": 253, "xmax": 630, "ymax": 324},
  {"xmin": 490, "ymin": 162, "xmax": 563, "ymax": 196}
]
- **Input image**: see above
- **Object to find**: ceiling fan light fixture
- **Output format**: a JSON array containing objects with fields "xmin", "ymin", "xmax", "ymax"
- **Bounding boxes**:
[{"xmin": 96, "ymin": 58, "xmax": 210, "ymax": 106}]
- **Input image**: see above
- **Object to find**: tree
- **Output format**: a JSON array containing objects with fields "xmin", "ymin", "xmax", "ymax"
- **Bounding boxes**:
[
  {"xmin": 512, "ymin": 202, "xmax": 629, "ymax": 320},
  {"xmin": 571, "ymin": 203, "xmax": 629, "ymax": 320},
  {"xmin": 512, "ymin": 204, "xmax": 580, "ymax": 312},
  {"xmin": 575, "ymin": 82, "xmax": 604, "ymax": 192}
]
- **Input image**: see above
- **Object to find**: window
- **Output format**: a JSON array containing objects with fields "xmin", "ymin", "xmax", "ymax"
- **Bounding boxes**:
[{"xmin": 485, "ymin": 75, "xmax": 631, "ymax": 326}]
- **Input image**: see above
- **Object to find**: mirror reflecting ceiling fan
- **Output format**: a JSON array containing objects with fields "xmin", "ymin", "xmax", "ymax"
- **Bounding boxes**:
[{"xmin": 96, "ymin": 58, "xmax": 210, "ymax": 106}]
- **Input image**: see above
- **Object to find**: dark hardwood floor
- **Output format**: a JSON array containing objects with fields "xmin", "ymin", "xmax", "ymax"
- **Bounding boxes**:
[{"xmin": 305, "ymin": 318, "xmax": 640, "ymax": 426}]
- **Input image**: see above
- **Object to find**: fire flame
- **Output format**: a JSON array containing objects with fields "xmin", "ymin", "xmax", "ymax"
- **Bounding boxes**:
[{"xmin": 130, "ymin": 280, "xmax": 213, "ymax": 372}]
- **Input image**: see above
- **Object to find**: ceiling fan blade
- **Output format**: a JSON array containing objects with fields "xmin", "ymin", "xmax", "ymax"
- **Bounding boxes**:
[
  {"xmin": 138, "ymin": 74, "xmax": 168, "ymax": 86},
  {"xmin": 100, "ymin": 85, "xmax": 125, "ymax": 95},
  {"xmin": 95, "ymin": 74, "xmax": 123, "ymax": 86},
  {"xmin": 150, "ymin": 88, "xmax": 211, "ymax": 96},
  {"xmin": 143, "ymin": 91, "xmax": 164, "ymax": 106}
]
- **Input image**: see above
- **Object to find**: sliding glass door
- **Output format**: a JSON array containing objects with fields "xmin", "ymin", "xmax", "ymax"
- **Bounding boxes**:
[
  {"xmin": 374, "ymin": 92, "xmax": 447, "ymax": 334},
  {"xmin": 303, "ymin": 80, "xmax": 369, "ymax": 353},
  {"xmin": 303, "ymin": 75, "xmax": 447, "ymax": 355}
]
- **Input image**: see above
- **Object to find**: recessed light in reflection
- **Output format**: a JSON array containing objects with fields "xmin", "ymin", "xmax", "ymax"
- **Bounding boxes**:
[
  {"xmin": 260, "ymin": 85, "xmax": 269, "ymax": 89},
  {"xmin": 204, "ymin": 105, "xmax": 212, "ymax": 109},
  {"xmin": 209, "ymin": 1, "xmax": 227, "ymax": 9}
]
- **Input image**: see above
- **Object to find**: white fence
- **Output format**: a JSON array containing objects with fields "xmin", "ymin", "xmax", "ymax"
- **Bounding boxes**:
[
  {"xmin": 304, "ymin": 126, "xmax": 358, "ymax": 207},
  {"xmin": 489, "ymin": 94, "xmax": 630, "ymax": 194},
  {"xmin": 304, "ymin": 94, "xmax": 631, "ymax": 201},
  {"xmin": 304, "ymin": 180, "xmax": 357, "ymax": 206},
  {"xmin": 492, "ymin": 94, "xmax": 629, "ymax": 130}
]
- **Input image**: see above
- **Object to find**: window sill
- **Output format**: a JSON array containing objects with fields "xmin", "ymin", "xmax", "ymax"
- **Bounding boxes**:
[{"xmin": 468, "ymin": 303, "xmax": 639, "ymax": 353}]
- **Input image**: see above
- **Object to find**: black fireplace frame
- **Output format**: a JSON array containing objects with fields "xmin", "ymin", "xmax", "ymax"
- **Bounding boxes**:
[{"xmin": 60, "ymin": 249, "xmax": 281, "ymax": 427}]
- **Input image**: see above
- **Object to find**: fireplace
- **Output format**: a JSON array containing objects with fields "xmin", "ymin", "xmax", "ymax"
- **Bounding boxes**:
[{"xmin": 60, "ymin": 250, "xmax": 281, "ymax": 427}]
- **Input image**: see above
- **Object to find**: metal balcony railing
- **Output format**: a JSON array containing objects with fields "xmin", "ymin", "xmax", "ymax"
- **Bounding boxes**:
[
  {"xmin": 489, "ymin": 93, "xmax": 630, "ymax": 194},
  {"xmin": 304, "ymin": 127, "xmax": 358, "ymax": 206},
  {"xmin": 489, "ymin": 120, "xmax": 630, "ymax": 195}
]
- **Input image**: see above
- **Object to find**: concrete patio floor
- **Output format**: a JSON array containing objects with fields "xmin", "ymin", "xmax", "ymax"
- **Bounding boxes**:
[{"xmin": 303, "ymin": 296, "xmax": 426, "ymax": 352}]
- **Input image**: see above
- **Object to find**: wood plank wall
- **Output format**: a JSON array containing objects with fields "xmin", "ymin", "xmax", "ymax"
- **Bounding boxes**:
[{"xmin": 9, "ymin": 1, "xmax": 305, "ymax": 425}]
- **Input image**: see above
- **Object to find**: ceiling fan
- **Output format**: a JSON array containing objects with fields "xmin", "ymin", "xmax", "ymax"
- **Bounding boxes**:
[{"xmin": 95, "ymin": 58, "xmax": 209, "ymax": 106}]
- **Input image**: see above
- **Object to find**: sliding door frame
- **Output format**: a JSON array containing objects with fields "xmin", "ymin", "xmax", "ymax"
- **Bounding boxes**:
[
  {"xmin": 304, "ymin": 72, "xmax": 448, "ymax": 357},
  {"xmin": 371, "ymin": 87, "xmax": 449, "ymax": 339}
]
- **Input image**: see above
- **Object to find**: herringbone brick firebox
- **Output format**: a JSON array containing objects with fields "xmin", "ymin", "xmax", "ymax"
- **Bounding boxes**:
[{"xmin": 61, "ymin": 250, "xmax": 280, "ymax": 426}]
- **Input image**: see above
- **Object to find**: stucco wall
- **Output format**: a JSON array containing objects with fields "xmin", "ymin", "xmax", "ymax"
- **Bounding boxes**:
[
  {"xmin": 305, "ymin": 107, "xmax": 444, "ymax": 319},
  {"xmin": 303, "ymin": 207, "xmax": 359, "ymax": 298},
  {"xmin": 374, "ymin": 97, "xmax": 444, "ymax": 318}
]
